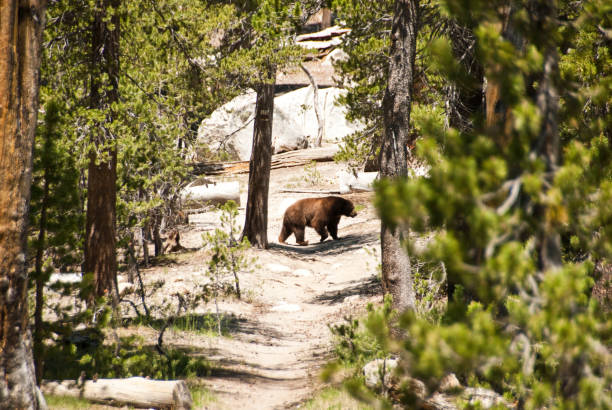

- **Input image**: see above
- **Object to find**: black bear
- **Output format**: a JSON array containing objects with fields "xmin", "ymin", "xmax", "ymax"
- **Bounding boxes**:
[{"xmin": 278, "ymin": 196, "xmax": 357, "ymax": 246}]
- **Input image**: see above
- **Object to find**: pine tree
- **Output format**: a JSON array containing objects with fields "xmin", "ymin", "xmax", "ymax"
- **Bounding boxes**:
[
  {"xmin": 84, "ymin": 0, "xmax": 121, "ymax": 301},
  {"xmin": 30, "ymin": 99, "xmax": 83, "ymax": 383},
  {"xmin": 332, "ymin": 0, "xmax": 394, "ymax": 170},
  {"xmin": 368, "ymin": 0, "xmax": 612, "ymax": 406}
]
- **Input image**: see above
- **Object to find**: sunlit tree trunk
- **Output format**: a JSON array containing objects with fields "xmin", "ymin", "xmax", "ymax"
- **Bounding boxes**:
[
  {"xmin": 85, "ymin": 0, "xmax": 120, "ymax": 300},
  {"xmin": 242, "ymin": 64, "xmax": 276, "ymax": 249},
  {"xmin": 379, "ymin": 0, "xmax": 419, "ymax": 313},
  {"xmin": 0, "ymin": 1, "xmax": 48, "ymax": 408}
]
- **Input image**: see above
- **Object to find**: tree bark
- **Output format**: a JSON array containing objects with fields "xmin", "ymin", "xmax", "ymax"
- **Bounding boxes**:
[
  {"xmin": 0, "ymin": 1, "xmax": 48, "ymax": 408},
  {"xmin": 379, "ymin": 0, "xmax": 419, "ymax": 313},
  {"xmin": 241, "ymin": 65, "xmax": 276, "ymax": 249},
  {"xmin": 84, "ymin": 0, "xmax": 120, "ymax": 300},
  {"xmin": 533, "ymin": 0, "xmax": 561, "ymax": 271},
  {"xmin": 321, "ymin": 8, "xmax": 332, "ymax": 29}
]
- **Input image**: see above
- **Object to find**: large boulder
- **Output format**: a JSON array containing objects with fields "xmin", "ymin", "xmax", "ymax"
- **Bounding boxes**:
[{"xmin": 197, "ymin": 86, "xmax": 363, "ymax": 161}]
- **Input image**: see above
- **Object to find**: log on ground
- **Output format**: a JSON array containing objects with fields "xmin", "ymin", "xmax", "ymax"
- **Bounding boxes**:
[
  {"xmin": 191, "ymin": 145, "xmax": 339, "ymax": 176},
  {"xmin": 181, "ymin": 180, "xmax": 240, "ymax": 207},
  {"xmin": 41, "ymin": 377, "xmax": 192, "ymax": 409}
]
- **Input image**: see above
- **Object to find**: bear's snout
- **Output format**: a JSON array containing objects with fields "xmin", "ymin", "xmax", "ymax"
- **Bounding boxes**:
[{"xmin": 349, "ymin": 210, "xmax": 357, "ymax": 217}]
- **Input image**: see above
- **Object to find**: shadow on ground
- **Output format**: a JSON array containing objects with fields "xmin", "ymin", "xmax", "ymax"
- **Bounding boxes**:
[
  {"xmin": 124, "ymin": 312, "xmax": 292, "ymax": 342},
  {"xmin": 309, "ymin": 275, "xmax": 382, "ymax": 305},
  {"xmin": 205, "ymin": 347, "xmax": 324, "ymax": 380},
  {"xmin": 269, "ymin": 232, "xmax": 378, "ymax": 258}
]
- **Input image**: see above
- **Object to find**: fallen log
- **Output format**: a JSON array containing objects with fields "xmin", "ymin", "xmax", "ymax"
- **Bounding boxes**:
[
  {"xmin": 278, "ymin": 188, "xmax": 344, "ymax": 194},
  {"xmin": 41, "ymin": 377, "xmax": 192, "ymax": 409},
  {"xmin": 181, "ymin": 180, "xmax": 240, "ymax": 207},
  {"xmin": 191, "ymin": 145, "xmax": 339, "ymax": 176},
  {"xmin": 295, "ymin": 26, "xmax": 351, "ymax": 42}
]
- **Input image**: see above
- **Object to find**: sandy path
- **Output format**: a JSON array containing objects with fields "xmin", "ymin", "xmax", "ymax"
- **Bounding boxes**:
[{"xmin": 141, "ymin": 162, "xmax": 382, "ymax": 409}]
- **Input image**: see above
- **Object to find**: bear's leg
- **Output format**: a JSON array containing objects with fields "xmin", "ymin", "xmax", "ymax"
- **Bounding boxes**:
[
  {"xmin": 314, "ymin": 221, "xmax": 329, "ymax": 242},
  {"xmin": 328, "ymin": 217, "xmax": 340, "ymax": 240},
  {"xmin": 294, "ymin": 227, "xmax": 309, "ymax": 246},
  {"xmin": 278, "ymin": 222, "xmax": 292, "ymax": 244}
]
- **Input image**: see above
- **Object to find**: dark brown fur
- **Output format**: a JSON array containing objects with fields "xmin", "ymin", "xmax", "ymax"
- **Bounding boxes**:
[{"xmin": 278, "ymin": 196, "xmax": 357, "ymax": 246}]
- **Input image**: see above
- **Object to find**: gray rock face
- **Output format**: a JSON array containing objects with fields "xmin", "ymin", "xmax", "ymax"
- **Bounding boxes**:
[
  {"xmin": 463, "ymin": 387, "xmax": 511, "ymax": 408},
  {"xmin": 363, "ymin": 358, "xmax": 399, "ymax": 390},
  {"xmin": 360, "ymin": 363, "xmax": 513, "ymax": 410},
  {"xmin": 197, "ymin": 86, "xmax": 363, "ymax": 160},
  {"xmin": 439, "ymin": 373, "xmax": 461, "ymax": 392}
]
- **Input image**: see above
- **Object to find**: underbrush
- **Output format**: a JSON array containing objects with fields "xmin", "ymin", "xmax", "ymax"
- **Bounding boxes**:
[
  {"xmin": 323, "ymin": 299, "xmax": 394, "ymax": 407},
  {"xmin": 43, "ymin": 334, "xmax": 211, "ymax": 381},
  {"xmin": 187, "ymin": 380, "xmax": 219, "ymax": 409},
  {"xmin": 322, "ymin": 254, "xmax": 447, "ymax": 407},
  {"xmin": 45, "ymin": 395, "xmax": 100, "ymax": 410},
  {"xmin": 126, "ymin": 311, "xmax": 241, "ymax": 337},
  {"xmin": 301, "ymin": 387, "xmax": 373, "ymax": 410}
]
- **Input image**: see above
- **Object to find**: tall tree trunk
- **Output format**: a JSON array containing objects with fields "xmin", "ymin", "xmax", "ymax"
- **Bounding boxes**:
[
  {"xmin": 321, "ymin": 8, "xmax": 332, "ymax": 29},
  {"xmin": 85, "ymin": 0, "xmax": 120, "ymax": 300},
  {"xmin": 379, "ymin": 0, "xmax": 419, "ymax": 313},
  {"xmin": 242, "ymin": 64, "xmax": 276, "ymax": 249},
  {"xmin": 0, "ymin": 1, "xmax": 48, "ymax": 408},
  {"xmin": 533, "ymin": 0, "xmax": 561, "ymax": 271}
]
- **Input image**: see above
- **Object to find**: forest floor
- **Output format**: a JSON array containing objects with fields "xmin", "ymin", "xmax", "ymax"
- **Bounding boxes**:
[{"xmin": 123, "ymin": 159, "xmax": 382, "ymax": 409}]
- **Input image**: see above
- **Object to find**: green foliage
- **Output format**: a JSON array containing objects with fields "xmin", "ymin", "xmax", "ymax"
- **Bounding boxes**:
[
  {"xmin": 202, "ymin": 200, "xmax": 255, "ymax": 333},
  {"xmin": 30, "ymin": 99, "xmax": 84, "ymax": 272},
  {"xmin": 326, "ymin": 298, "xmax": 392, "ymax": 376},
  {"xmin": 331, "ymin": 1, "xmax": 446, "ymax": 168},
  {"xmin": 170, "ymin": 312, "xmax": 241, "ymax": 337},
  {"xmin": 44, "ymin": 395, "xmax": 93, "ymax": 410},
  {"xmin": 331, "ymin": 0, "xmax": 392, "ymax": 167},
  {"xmin": 216, "ymin": 0, "xmax": 304, "ymax": 92},
  {"xmin": 303, "ymin": 161, "xmax": 323, "ymax": 186},
  {"xmin": 43, "ymin": 334, "xmax": 211, "ymax": 381},
  {"xmin": 329, "ymin": 315, "xmax": 382, "ymax": 368},
  {"xmin": 334, "ymin": 129, "xmax": 376, "ymax": 169},
  {"xmin": 411, "ymin": 258, "xmax": 447, "ymax": 323},
  {"xmin": 331, "ymin": 0, "xmax": 612, "ymax": 407},
  {"xmin": 188, "ymin": 382, "xmax": 219, "ymax": 408},
  {"xmin": 38, "ymin": 0, "xmax": 309, "ymax": 253},
  {"xmin": 302, "ymin": 387, "xmax": 374, "ymax": 410}
]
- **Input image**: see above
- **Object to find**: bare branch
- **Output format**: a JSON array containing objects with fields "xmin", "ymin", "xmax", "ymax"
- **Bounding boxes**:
[
  {"xmin": 300, "ymin": 63, "xmax": 325, "ymax": 146},
  {"xmin": 497, "ymin": 178, "xmax": 521, "ymax": 215}
]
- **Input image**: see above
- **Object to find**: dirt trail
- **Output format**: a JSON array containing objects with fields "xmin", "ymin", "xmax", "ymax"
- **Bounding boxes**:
[{"xmin": 143, "ymin": 161, "xmax": 382, "ymax": 409}]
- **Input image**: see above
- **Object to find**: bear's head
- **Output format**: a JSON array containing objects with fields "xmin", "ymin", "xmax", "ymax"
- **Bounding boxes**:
[{"xmin": 342, "ymin": 199, "xmax": 357, "ymax": 218}]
